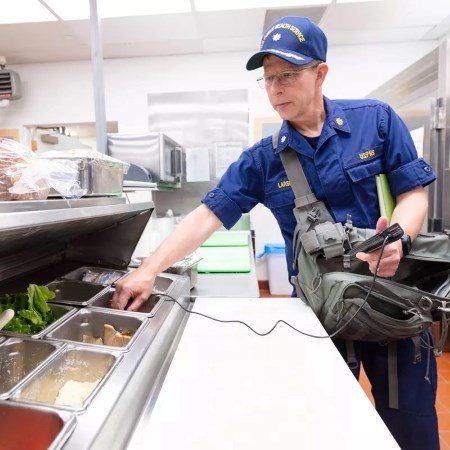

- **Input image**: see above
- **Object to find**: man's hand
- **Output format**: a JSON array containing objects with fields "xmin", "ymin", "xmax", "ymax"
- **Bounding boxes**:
[
  {"xmin": 110, "ymin": 267, "xmax": 156, "ymax": 312},
  {"xmin": 356, "ymin": 216, "xmax": 402, "ymax": 278}
]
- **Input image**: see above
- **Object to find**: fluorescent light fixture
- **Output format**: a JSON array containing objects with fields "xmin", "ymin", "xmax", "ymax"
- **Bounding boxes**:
[
  {"xmin": 41, "ymin": 1, "xmax": 90, "ymax": 21},
  {"xmin": 42, "ymin": 0, "xmax": 192, "ymax": 21},
  {"xmin": 194, "ymin": 0, "xmax": 332, "ymax": 12},
  {"xmin": 98, "ymin": 0, "xmax": 192, "ymax": 18},
  {"xmin": 43, "ymin": 0, "xmax": 90, "ymax": 20},
  {"xmin": 336, "ymin": 0, "xmax": 381, "ymax": 3},
  {"xmin": 0, "ymin": 0, "xmax": 57, "ymax": 24}
]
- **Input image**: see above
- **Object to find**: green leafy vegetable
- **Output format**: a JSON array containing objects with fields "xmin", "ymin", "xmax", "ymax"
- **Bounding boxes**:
[{"xmin": 0, "ymin": 284, "xmax": 56, "ymax": 334}]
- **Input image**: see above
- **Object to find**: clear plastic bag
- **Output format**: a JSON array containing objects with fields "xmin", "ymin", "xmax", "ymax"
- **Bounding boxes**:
[
  {"xmin": 39, "ymin": 149, "xmax": 130, "ymax": 196},
  {"xmin": 0, "ymin": 138, "xmax": 85, "ymax": 201},
  {"xmin": 39, "ymin": 149, "xmax": 130, "ymax": 174}
]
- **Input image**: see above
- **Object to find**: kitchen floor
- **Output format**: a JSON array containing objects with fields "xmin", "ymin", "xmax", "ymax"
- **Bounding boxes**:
[{"xmin": 259, "ymin": 283, "xmax": 450, "ymax": 449}]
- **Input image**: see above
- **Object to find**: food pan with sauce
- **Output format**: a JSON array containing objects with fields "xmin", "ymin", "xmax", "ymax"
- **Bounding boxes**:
[
  {"xmin": 46, "ymin": 279, "xmax": 108, "ymax": 306},
  {"xmin": 44, "ymin": 307, "xmax": 147, "ymax": 351},
  {"xmin": 11, "ymin": 345, "xmax": 121, "ymax": 412},
  {"xmin": 0, "ymin": 400, "xmax": 76, "ymax": 450},
  {"xmin": 0, "ymin": 337, "xmax": 65, "ymax": 399}
]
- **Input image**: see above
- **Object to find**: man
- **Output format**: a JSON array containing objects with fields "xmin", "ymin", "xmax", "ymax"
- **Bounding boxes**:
[{"xmin": 112, "ymin": 16, "xmax": 438, "ymax": 450}]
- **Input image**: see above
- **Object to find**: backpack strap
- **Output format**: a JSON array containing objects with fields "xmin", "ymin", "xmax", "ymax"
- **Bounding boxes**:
[
  {"xmin": 387, "ymin": 342, "xmax": 399, "ymax": 409},
  {"xmin": 345, "ymin": 340, "xmax": 358, "ymax": 370},
  {"xmin": 273, "ymin": 131, "xmax": 345, "ymax": 260},
  {"xmin": 272, "ymin": 131, "xmax": 318, "ymax": 207}
]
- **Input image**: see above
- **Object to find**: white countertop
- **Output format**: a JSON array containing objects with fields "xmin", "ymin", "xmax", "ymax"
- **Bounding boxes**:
[{"xmin": 128, "ymin": 298, "xmax": 400, "ymax": 450}]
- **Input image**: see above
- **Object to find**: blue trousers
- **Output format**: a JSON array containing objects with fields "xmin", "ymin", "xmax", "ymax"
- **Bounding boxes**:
[{"xmin": 333, "ymin": 333, "xmax": 440, "ymax": 450}]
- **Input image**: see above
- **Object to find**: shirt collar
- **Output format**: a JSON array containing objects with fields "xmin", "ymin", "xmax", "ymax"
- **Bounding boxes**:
[
  {"xmin": 323, "ymin": 97, "xmax": 351, "ymax": 134},
  {"xmin": 273, "ymin": 97, "xmax": 351, "ymax": 154}
]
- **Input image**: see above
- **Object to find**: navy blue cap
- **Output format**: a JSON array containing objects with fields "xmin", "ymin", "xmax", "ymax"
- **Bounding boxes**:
[{"xmin": 246, "ymin": 16, "xmax": 327, "ymax": 71}]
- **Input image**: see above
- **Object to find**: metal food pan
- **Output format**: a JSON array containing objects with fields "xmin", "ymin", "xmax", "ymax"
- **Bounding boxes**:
[
  {"xmin": 11, "ymin": 345, "xmax": 122, "ymax": 412},
  {"xmin": 46, "ymin": 279, "xmax": 108, "ymax": 306},
  {"xmin": 154, "ymin": 274, "xmax": 175, "ymax": 293},
  {"xmin": 0, "ymin": 304, "xmax": 77, "ymax": 339},
  {"xmin": 61, "ymin": 266, "xmax": 127, "ymax": 285},
  {"xmin": 91, "ymin": 287, "xmax": 164, "ymax": 317},
  {"xmin": 119, "ymin": 271, "xmax": 175, "ymax": 294},
  {"xmin": 44, "ymin": 307, "xmax": 147, "ymax": 352},
  {"xmin": 0, "ymin": 400, "xmax": 76, "ymax": 450},
  {"xmin": 46, "ymin": 156, "xmax": 126, "ymax": 197},
  {"xmin": 0, "ymin": 338, "xmax": 65, "ymax": 399}
]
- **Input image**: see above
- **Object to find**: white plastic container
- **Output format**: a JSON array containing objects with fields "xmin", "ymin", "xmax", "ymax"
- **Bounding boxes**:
[{"xmin": 261, "ymin": 243, "xmax": 292, "ymax": 296}]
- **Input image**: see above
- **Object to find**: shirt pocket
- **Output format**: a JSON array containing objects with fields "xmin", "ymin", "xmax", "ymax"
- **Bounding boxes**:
[
  {"xmin": 265, "ymin": 185, "xmax": 295, "ymax": 210},
  {"xmin": 344, "ymin": 154, "xmax": 384, "ymax": 212},
  {"xmin": 345, "ymin": 156, "xmax": 383, "ymax": 183}
]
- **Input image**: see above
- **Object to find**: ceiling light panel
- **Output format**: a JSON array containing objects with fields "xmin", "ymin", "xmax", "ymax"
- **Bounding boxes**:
[
  {"xmin": 98, "ymin": 0, "xmax": 192, "ymax": 18},
  {"xmin": 336, "ymin": 0, "xmax": 381, "ymax": 3},
  {"xmin": 0, "ymin": 0, "xmax": 57, "ymax": 24},
  {"xmin": 194, "ymin": 0, "xmax": 332, "ymax": 12},
  {"xmin": 41, "ymin": 1, "xmax": 90, "ymax": 20},
  {"xmin": 42, "ymin": 0, "xmax": 192, "ymax": 21}
]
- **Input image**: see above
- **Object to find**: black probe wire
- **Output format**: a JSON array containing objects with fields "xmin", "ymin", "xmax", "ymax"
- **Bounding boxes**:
[{"xmin": 154, "ymin": 237, "xmax": 388, "ymax": 339}]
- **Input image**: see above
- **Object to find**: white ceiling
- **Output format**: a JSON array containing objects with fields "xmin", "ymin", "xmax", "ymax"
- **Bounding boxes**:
[{"xmin": 1, "ymin": 0, "xmax": 450, "ymax": 66}]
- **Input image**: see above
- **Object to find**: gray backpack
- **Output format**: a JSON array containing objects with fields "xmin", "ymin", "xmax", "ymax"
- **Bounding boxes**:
[{"xmin": 276, "ymin": 136, "xmax": 450, "ymax": 407}]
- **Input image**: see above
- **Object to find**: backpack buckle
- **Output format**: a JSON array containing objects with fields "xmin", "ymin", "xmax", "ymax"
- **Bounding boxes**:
[{"xmin": 306, "ymin": 207, "xmax": 321, "ymax": 223}]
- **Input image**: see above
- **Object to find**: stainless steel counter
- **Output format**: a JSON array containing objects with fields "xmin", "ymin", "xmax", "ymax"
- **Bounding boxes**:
[
  {"xmin": 0, "ymin": 199, "xmax": 259, "ymax": 449},
  {"xmin": 0, "ymin": 197, "xmax": 193, "ymax": 450},
  {"xmin": 62, "ymin": 295, "xmax": 191, "ymax": 450}
]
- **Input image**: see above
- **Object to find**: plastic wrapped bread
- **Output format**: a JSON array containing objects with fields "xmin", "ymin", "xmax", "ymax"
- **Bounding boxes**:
[{"xmin": 0, "ymin": 137, "xmax": 85, "ymax": 201}]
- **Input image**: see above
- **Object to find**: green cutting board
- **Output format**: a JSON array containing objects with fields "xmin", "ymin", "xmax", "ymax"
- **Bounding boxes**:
[
  {"xmin": 201, "ymin": 230, "xmax": 249, "ymax": 247},
  {"xmin": 196, "ymin": 246, "xmax": 251, "ymax": 273}
]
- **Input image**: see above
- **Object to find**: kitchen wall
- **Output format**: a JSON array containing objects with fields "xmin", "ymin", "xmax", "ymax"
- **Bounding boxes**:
[{"xmin": 0, "ymin": 39, "xmax": 439, "ymax": 279}]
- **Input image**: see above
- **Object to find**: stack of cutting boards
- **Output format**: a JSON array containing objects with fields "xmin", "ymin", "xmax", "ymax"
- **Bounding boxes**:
[{"xmin": 196, "ymin": 231, "xmax": 251, "ymax": 273}]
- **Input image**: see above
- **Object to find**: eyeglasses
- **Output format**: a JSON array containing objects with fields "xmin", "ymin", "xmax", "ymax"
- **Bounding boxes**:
[{"xmin": 256, "ymin": 64, "xmax": 320, "ymax": 89}]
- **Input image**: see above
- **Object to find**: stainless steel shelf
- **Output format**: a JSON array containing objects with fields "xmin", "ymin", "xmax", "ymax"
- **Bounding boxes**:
[
  {"xmin": 0, "ymin": 198, "xmax": 151, "ymax": 230},
  {"xmin": 0, "ymin": 197, "xmax": 126, "ymax": 214}
]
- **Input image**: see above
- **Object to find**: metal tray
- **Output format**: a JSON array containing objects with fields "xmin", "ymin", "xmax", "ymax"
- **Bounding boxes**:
[
  {"xmin": 130, "ymin": 256, "xmax": 199, "ymax": 289},
  {"xmin": 0, "ymin": 400, "xmax": 76, "ymax": 450},
  {"xmin": 91, "ymin": 287, "xmax": 164, "ymax": 317},
  {"xmin": 0, "ymin": 303, "xmax": 77, "ymax": 339},
  {"xmin": 0, "ymin": 337, "xmax": 65, "ymax": 399},
  {"xmin": 11, "ymin": 345, "xmax": 122, "ymax": 412},
  {"xmin": 44, "ymin": 307, "xmax": 148, "ymax": 352},
  {"xmin": 61, "ymin": 266, "xmax": 127, "ymax": 285},
  {"xmin": 46, "ymin": 279, "xmax": 109, "ymax": 306}
]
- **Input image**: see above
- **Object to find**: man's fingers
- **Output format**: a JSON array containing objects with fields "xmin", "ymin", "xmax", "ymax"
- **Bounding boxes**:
[
  {"xmin": 355, "ymin": 251, "xmax": 368, "ymax": 261},
  {"xmin": 375, "ymin": 216, "xmax": 388, "ymax": 233},
  {"xmin": 126, "ymin": 294, "xmax": 149, "ymax": 312}
]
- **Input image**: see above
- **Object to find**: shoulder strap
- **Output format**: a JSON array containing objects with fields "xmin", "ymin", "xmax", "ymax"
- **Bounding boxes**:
[{"xmin": 272, "ymin": 130, "xmax": 317, "ymax": 208}]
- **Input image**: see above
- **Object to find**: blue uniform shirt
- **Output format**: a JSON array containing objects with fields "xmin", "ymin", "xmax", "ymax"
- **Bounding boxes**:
[{"xmin": 202, "ymin": 97, "xmax": 436, "ymax": 280}]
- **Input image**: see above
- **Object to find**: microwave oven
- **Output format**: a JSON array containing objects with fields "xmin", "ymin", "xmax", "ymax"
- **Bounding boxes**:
[{"xmin": 107, "ymin": 132, "xmax": 182, "ymax": 184}]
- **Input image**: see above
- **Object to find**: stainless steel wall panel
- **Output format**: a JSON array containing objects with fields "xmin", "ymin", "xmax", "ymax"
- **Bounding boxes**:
[{"xmin": 147, "ymin": 89, "xmax": 249, "ymax": 216}]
